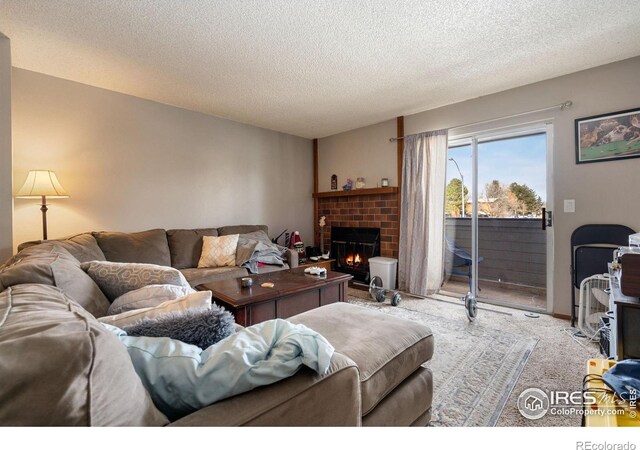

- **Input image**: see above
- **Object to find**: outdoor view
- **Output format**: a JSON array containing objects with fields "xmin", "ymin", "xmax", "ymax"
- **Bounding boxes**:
[
  {"xmin": 446, "ymin": 133, "xmax": 546, "ymax": 219},
  {"xmin": 442, "ymin": 133, "xmax": 547, "ymax": 310}
]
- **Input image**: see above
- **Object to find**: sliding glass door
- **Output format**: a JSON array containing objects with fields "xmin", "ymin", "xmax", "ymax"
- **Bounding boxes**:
[{"xmin": 442, "ymin": 125, "xmax": 551, "ymax": 312}]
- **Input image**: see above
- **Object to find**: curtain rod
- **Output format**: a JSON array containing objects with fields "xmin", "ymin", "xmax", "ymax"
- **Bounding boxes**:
[{"xmin": 389, "ymin": 100, "xmax": 572, "ymax": 142}]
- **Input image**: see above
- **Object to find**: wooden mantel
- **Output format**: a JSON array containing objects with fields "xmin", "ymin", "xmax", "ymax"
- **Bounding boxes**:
[{"xmin": 312, "ymin": 187, "xmax": 398, "ymax": 199}]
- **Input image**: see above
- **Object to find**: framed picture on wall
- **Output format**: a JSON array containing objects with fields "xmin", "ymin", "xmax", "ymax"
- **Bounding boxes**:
[{"xmin": 575, "ymin": 108, "xmax": 640, "ymax": 164}]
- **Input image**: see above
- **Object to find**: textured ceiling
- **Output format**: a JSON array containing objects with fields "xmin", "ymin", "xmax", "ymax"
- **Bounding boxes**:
[{"xmin": 1, "ymin": 1, "xmax": 640, "ymax": 139}]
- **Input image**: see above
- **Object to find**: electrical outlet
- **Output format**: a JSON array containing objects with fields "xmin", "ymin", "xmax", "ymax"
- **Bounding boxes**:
[{"xmin": 564, "ymin": 199, "xmax": 575, "ymax": 213}]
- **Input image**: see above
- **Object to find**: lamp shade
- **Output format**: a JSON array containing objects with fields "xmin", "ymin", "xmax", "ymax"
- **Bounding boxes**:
[{"xmin": 16, "ymin": 170, "xmax": 69, "ymax": 198}]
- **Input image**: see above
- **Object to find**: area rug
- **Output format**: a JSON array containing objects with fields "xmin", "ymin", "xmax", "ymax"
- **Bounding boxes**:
[{"xmin": 347, "ymin": 289, "xmax": 538, "ymax": 427}]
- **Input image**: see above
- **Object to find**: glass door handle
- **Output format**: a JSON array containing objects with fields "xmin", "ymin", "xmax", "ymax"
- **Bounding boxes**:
[{"xmin": 542, "ymin": 208, "xmax": 552, "ymax": 230}]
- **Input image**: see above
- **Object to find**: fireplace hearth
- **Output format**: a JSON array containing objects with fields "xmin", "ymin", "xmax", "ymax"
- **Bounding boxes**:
[{"xmin": 331, "ymin": 226, "xmax": 381, "ymax": 282}]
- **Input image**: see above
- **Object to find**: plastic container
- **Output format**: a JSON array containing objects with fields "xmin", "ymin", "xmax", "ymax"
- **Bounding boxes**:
[{"xmin": 369, "ymin": 257, "xmax": 398, "ymax": 290}]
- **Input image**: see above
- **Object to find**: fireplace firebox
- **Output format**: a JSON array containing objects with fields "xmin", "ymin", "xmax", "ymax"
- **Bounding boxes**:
[{"xmin": 331, "ymin": 227, "xmax": 381, "ymax": 282}]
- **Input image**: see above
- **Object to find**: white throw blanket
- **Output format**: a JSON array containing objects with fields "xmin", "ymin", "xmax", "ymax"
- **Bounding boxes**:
[{"xmin": 104, "ymin": 319, "xmax": 334, "ymax": 420}]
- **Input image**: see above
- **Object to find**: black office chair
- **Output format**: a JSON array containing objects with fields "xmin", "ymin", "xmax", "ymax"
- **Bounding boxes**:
[{"xmin": 570, "ymin": 224, "xmax": 635, "ymax": 327}]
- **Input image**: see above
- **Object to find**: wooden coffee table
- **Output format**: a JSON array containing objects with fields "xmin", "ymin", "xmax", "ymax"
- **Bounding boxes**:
[{"xmin": 196, "ymin": 267, "xmax": 352, "ymax": 326}]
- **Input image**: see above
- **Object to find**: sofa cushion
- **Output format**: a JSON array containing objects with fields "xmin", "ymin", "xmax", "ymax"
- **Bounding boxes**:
[
  {"xmin": 217, "ymin": 225, "xmax": 268, "ymax": 236},
  {"xmin": 99, "ymin": 291, "xmax": 212, "ymax": 328},
  {"xmin": 361, "ymin": 366, "xmax": 433, "ymax": 426},
  {"xmin": 0, "ymin": 244, "xmax": 111, "ymax": 318},
  {"xmin": 288, "ymin": 302, "xmax": 434, "ymax": 416},
  {"xmin": 0, "ymin": 284, "xmax": 168, "ymax": 426},
  {"xmin": 180, "ymin": 267, "xmax": 248, "ymax": 287},
  {"xmin": 197, "ymin": 235, "xmax": 239, "ymax": 268},
  {"xmin": 53, "ymin": 233, "xmax": 106, "ymax": 263},
  {"xmin": 13, "ymin": 234, "xmax": 106, "ymax": 263},
  {"xmin": 239, "ymin": 230, "xmax": 272, "ymax": 244},
  {"xmin": 93, "ymin": 229, "xmax": 171, "ymax": 266},
  {"xmin": 166, "ymin": 228, "xmax": 219, "ymax": 269},
  {"xmin": 81, "ymin": 261, "xmax": 191, "ymax": 302},
  {"xmin": 108, "ymin": 284, "xmax": 196, "ymax": 315},
  {"xmin": 169, "ymin": 352, "xmax": 360, "ymax": 426}
]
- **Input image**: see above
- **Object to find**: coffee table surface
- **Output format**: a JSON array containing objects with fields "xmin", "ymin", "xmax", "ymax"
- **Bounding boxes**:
[{"xmin": 197, "ymin": 267, "xmax": 352, "ymax": 307}]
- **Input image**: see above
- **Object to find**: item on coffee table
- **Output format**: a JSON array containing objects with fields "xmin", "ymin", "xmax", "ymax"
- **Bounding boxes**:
[
  {"xmin": 241, "ymin": 277, "xmax": 253, "ymax": 288},
  {"xmin": 304, "ymin": 266, "xmax": 327, "ymax": 276},
  {"xmin": 261, "ymin": 282, "xmax": 275, "ymax": 288}
]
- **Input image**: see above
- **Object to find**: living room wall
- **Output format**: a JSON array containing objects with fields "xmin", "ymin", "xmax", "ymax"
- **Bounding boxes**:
[
  {"xmin": 318, "ymin": 118, "xmax": 397, "ymax": 191},
  {"xmin": 0, "ymin": 34, "xmax": 12, "ymax": 261},
  {"xmin": 11, "ymin": 68, "xmax": 313, "ymax": 250},
  {"xmin": 318, "ymin": 55, "xmax": 640, "ymax": 317}
]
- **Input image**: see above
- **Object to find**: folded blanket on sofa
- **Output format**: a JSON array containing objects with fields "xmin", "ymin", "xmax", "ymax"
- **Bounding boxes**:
[
  {"xmin": 104, "ymin": 319, "xmax": 334, "ymax": 420},
  {"xmin": 236, "ymin": 235, "xmax": 287, "ymax": 274}
]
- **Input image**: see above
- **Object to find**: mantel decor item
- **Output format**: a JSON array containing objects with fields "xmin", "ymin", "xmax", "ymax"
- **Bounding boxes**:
[
  {"xmin": 576, "ymin": 108, "xmax": 640, "ymax": 164},
  {"xmin": 342, "ymin": 178, "xmax": 353, "ymax": 191},
  {"xmin": 355, "ymin": 177, "xmax": 365, "ymax": 189},
  {"xmin": 319, "ymin": 216, "xmax": 326, "ymax": 253},
  {"xmin": 381, "ymin": 178, "xmax": 389, "ymax": 187},
  {"xmin": 16, "ymin": 170, "xmax": 69, "ymax": 240},
  {"xmin": 331, "ymin": 174, "xmax": 337, "ymax": 191}
]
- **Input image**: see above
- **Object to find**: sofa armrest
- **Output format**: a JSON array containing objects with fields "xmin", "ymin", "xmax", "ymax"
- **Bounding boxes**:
[
  {"xmin": 285, "ymin": 248, "xmax": 298, "ymax": 268},
  {"xmin": 17, "ymin": 240, "xmax": 43, "ymax": 253},
  {"xmin": 168, "ymin": 352, "xmax": 360, "ymax": 426}
]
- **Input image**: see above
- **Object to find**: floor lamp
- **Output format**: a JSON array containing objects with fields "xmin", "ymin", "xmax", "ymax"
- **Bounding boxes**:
[{"xmin": 16, "ymin": 170, "xmax": 69, "ymax": 240}]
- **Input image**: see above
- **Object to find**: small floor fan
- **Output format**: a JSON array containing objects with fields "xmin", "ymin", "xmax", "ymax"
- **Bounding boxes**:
[{"xmin": 577, "ymin": 274, "xmax": 610, "ymax": 339}]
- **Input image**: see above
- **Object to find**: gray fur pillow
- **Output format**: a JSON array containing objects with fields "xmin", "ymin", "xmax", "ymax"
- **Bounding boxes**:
[{"xmin": 122, "ymin": 306, "xmax": 235, "ymax": 349}]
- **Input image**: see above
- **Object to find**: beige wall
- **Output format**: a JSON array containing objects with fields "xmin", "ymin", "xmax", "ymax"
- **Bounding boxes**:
[
  {"xmin": 12, "ymin": 68, "xmax": 313, "ymax": 249},
  {"xmin": 318, "ymin": 118, "xmax": 397, "ymax": 191},
  {"xmin": 318, "ymin": 56, "xmax": 640, "ymax": 316},
  {"xmin": 0, "ymin": 34, "xmax": 12, "ymax": 261}
]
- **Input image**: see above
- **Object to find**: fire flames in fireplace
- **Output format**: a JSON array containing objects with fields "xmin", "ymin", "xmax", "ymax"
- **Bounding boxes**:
[
  {"xmin": 346, "ymin": 254, "xmax": 362, "ymax": 267},
  {"xmin": 331, "ymin": 226, "xmax": 381, "ymax": 282}
]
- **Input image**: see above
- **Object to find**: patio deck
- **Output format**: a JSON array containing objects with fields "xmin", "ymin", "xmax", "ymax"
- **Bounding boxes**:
[{"xmin": 440, "ymin": 277, "xmax": 546, "ymax": 311}]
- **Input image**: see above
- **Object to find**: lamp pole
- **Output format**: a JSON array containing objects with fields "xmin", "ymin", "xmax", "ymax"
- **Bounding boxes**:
[{"xmin": 448, "ymin": 158, "xmax": 465, "ymax": 218}]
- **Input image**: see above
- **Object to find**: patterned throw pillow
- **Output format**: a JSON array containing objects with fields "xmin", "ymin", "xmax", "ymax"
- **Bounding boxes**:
[
  {"xmin": 81, "ymin": 261, "xmax": 191, "ymax": 301},
  {"xmin": 197, "ymin": 235, "xmax": 239, "ymax": 268}
]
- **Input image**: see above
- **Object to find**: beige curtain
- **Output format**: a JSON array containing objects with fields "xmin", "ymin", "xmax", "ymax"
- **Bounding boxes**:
[{"xmin": 398, "ymin": 129, "xmax": 448, "ymax": 296}]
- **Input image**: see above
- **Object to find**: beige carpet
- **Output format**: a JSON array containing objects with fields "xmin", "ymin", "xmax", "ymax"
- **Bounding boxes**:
[{"xmin": 347, "ymin": 288, "xmax": 600, "ymax": 427}]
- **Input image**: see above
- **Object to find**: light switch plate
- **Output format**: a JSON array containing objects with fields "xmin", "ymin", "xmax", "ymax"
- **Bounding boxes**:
[{"xmin": 564, "ymin": 199, "xmax": 575, "ymax": 213}]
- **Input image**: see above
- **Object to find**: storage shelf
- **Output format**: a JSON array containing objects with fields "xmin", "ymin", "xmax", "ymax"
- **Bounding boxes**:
[{"xmin": 313, "ymin": 187, "xmax": 398, "ymax": 199}]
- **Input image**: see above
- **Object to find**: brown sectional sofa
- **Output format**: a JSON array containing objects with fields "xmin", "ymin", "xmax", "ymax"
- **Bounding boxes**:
[
  {"xmin": 17, "ymin": 225, "xmax": 299, "ymax": 288},
  {"xmin": 0, "ymin": 225, "xmax": 434, "ymax": 426}
]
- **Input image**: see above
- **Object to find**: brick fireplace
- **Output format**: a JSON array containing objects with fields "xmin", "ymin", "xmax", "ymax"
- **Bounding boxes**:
[{"xmin": 316, "ymin": 189, "xmax": 399, "ymax": 259}]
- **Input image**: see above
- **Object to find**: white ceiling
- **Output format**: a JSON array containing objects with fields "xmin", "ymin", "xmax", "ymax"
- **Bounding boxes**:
[{"xmin": 1, "ymin": 1, "xmax": 640, "ymax": 139}]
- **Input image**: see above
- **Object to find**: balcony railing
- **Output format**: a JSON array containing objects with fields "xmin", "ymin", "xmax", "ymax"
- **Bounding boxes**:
[{"xmin": 444, "ymin": 218, "xmax": 546, "ymax": 288}]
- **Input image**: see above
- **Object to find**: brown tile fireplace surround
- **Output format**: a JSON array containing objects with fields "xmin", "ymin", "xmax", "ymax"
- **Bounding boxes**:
[{"xmin": 315, "ymin": 188, "xmax": 399, "ymax": 259}]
